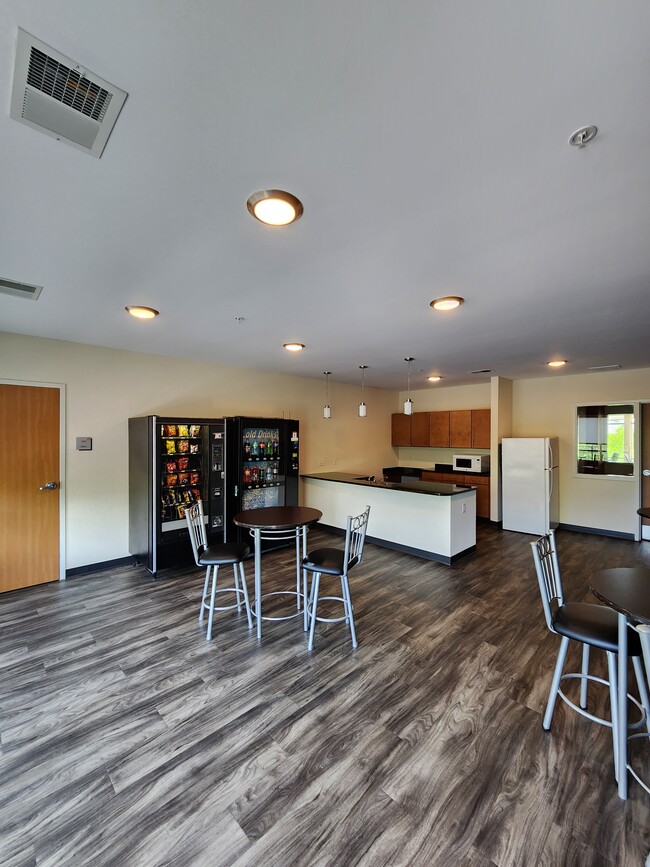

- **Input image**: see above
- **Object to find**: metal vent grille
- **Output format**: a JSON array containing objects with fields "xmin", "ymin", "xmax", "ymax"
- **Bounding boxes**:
[
  {"xmin": 10, "ymin": 28, "xmax": 128, "ymax": 158},
  {"xmin": 588, "ymin": 364, "xmax": 621, "ymax": 371},
  {"xmin": 0, "ymin": 277, "xmax": 43, "ymax": 300},
  {"xmin": 467, "ymin": 368, "xmax": 492, "ymax": 374},
  {"xmin": 27, "ymin": 47, "xmax": 112, "ymax": 122}
]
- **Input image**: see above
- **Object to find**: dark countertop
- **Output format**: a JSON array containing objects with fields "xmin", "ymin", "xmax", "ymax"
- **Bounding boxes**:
[
  {"xmin": 383, "ymin": 464, "xmax": 491, "ymax": 478},
  {"xmin": 301, "ymin": 472, "xmax": 477, "ymax": 497}
]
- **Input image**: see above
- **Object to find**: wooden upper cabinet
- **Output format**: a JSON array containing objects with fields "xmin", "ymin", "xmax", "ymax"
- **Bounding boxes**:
[
  {"xmin": 471, "ymin": 409, "xmax": 491, "ymax": 449},
  {"xmin": 429, "ymin": 411, "xmax": 450, "ymax": 447},
  {"xmin": 449, "ymin": 410, "xmax": 472, "ymax": 448},
  {"xmin": 391, "ymin": 413, "xmax": 411, "ymax": 446},
  {"xmin": 410, "ymin": 412, "xmax": 431, "ymax": 447}
]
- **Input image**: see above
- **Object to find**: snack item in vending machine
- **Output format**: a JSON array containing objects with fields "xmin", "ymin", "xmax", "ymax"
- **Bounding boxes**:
[
  {"xmin": 166, "ymin": 460, "xmax": 177, "ymax": 473},
  {"xmin": 178, "ymin": 424, "xmax": 189, "ymax": 437},
  {"xmin": 243, "ymin": 467, "xmax": 251, "ymax": 484},
  {"xmin": 191, "ymin": 488, "xmax": 201, "ymax": 501},
  {"xmin": 166, "ymin": 440, "xmax": 176, "ymax": 454},
  {"xmin": 189, "ymin": 443, "xmax": 199, "ymax": 454},
  {"xmin": 189, "ymin": 425, "xmax": 201, "ymax": 437},
  {"xmin": 183, "ymin": 490, "xmax": 192, "ymax": 503},
  {"xmin": 178, "ymin": 456, "xmax": 189, "ymax": 471},
  {"xmin": 178, "ymin": 472, "xmax": 190, "ymax": 486},
  {"xmin": 164, "ymin": 424, "xmax": 177, "ymax": 437},
  {"xmin": 178, "ymin": 440, "xmax": 189, "ymax": 453},
  {"xmin": 177, "ymin": 504, "xmax": 186, "ymax": 518},
  {"xmin": 189, "ymin": 471, "xmax": 200, "ymax": 485},
  {"xmin": 166, "ymin": 474, "xmax": 178, "ymax": 487}
]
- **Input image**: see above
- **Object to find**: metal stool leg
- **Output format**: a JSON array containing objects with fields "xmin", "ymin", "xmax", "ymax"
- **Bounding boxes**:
[
  {"xmin": 238, "ymin": 562, "xmax": 253, "ymax": 629},
  {"xmin": 606, "ymin": 651, "xmax": 619, "ymax": 780},
  {"xmin": 632, "ymin": 655, "xmax": 650, "ymax": 733},
  {"xmin": 580, "ymin": 644, "xmax": 590, "ymax": 709},
  {"xmin": 199, "ymin": 567, "xmax": 210, "ymax": 622},
  {"xmin": 544, "ymin": 636, "xmax": 569, "ymax": 730},
  {"xmin": 308, "ymin": 573, "xmax": 321, "ymax": 651},
  {"xmin": 206, "ymin": 565, "xmax": 220, "ymax": 641},
  {"xmin": 341, "ymin": 574, "xmax": 357, "ymax": 649}
]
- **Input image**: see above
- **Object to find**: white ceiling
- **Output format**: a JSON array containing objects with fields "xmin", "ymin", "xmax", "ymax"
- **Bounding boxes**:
[{"xmin": 1, "ymin": 1, "xmax": 650, "ymax": 391}]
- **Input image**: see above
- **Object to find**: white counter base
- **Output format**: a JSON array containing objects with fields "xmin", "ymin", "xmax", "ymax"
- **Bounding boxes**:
[{"xmin": 302, "ymin": 477, "xmax": 476, "ymax": 565}]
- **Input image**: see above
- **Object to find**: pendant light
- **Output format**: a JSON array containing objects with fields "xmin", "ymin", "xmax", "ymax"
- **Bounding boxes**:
[
  {"xmin": 358, "ymin": 365, "xmax": 368, "ymax": 417},
  {"xmin": 323, "ymin": 371, "xmax": 332, "ymax": 419},
  {"xmin": 404, "ymin": 357, "xmax": 414, "ymax": 415}
]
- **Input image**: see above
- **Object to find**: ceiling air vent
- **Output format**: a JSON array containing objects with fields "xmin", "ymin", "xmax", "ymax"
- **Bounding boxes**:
[
  {"xmin": 0, "ymin": 277, "xmax": 43, "ymax": 301},
  {"xmin": 10, "ymin": 28, "xmax": 127, "ymax": 158},
  {"xmin": 467, "ymin": 369, "xmax": 492, "ymax": 375},
  {"xmin": 588, "ymin": 364, "xmax": 621, "ymax": 371}
]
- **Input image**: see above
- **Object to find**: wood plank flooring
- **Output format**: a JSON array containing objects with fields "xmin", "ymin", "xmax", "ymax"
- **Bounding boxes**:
[{"xmin": 1, "ymin": 525, "xmax": 649, "ymax": 866}]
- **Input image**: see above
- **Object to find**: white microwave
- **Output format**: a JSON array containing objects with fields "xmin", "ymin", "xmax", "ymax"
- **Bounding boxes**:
[{"xmin": 453, "ymin": 454, "xmax": 490, "ymax": 473}]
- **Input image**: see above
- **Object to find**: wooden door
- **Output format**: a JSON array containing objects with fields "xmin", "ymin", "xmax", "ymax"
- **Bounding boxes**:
[
  {"xmin": 0, "ymin": 383, "xmax": 61, "ymax": 592},
  {"xmin": 642, "ymin": 403, "xmax": 650, "ymax": 541},
  {"xmin": 449, "ymin": 410, "xmax": 472, "ymax": 448},
  {"xmin": 391, "ymin": 413, "xmax": 411, "ymax": 446},
  {"xmin": 471, "ymin": 409, "xmax": 491, "ymax": 448},
  {"xmin": 429, "ymin": 411, "xmax": 450, "ymax": 447}
]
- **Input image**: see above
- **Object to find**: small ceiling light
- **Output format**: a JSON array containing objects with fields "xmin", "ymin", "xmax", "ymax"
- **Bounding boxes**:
[
  {"xmin": 323, "ymin": 371, "xmax": 332, "ymax": 419},
  {"xmin": 547, "ymin": 360, "xmax": 567, "ymax": 368},
  {"xmin": 358, "ymin": 365, "xmax": 368, "ymax": 418},
  {"xmin": 568, "ymin": 125, "xmax": 598, "ymax": 149},
  {"xmin": 125, "ymin": 306, "xmax": 159, "ymax": 319},
  {"xmin": 247, "ymin": 190, "xmax": 303, "ymax": 226},
  {"xmin": 430, "ymin": 296, "xmax": 464, "ymax": 311},
  {"xmin": 404, "ymin": 357, "xmax": 414, "ymax": 415},
  {"xmin": 283, "ymin": 342, "xmax": 305, "ymax": 351},
  {"xmin": 427, "ymin": 375, "xmax": 442, "ymax": 383}
]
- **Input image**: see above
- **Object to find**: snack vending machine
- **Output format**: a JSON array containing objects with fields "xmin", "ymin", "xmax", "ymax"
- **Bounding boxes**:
[
  {"xmin": 128, "ymin": 415, "xmax": 225, "ymax": 575},
  {"xmin": 224, "ymin": 417, "xmax": 300, "ymax": 550}
]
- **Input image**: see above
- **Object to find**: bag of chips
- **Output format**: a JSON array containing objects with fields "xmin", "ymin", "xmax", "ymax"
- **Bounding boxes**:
[{"xmin": 178, "ymin": 424, "xmax": 189, "ymax": 437}]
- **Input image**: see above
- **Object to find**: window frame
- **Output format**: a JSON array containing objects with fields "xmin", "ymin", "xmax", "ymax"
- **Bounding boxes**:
[{"xmin": 574, "ymin": 401, "xmax": 638, "ymax": 481}]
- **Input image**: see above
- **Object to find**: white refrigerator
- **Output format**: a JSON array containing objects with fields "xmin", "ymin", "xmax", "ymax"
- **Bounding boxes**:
[{"xmin": 501, "ymin": 437, "xmax": 559, "ymax": 535}]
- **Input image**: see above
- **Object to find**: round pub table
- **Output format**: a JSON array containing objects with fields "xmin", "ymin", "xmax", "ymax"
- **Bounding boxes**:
[
  {"xmin": 233, "ymin": 506, "xmax": 322, "ymax": 639},
  {"xmin": 590, "ymin": 567, "xmax": 650, "ymax": 799}
]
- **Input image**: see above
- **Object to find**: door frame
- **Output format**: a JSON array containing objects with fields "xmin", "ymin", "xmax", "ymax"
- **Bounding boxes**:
[
  {"xmin": 640, "ymin": 400, "xmax": 650, "ymax": 543},
  {"xmin": 0, "ymin": 378, "xmax": 66, "ymax": 581}
]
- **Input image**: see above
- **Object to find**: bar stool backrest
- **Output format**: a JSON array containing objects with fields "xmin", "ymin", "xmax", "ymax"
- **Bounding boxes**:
[
  {"xmin": 531, "ymin": 530, "xmax": 564, "ymax": 633},
  {"xmin": 185, "ymin": 501, "xmax": 207, "ymax": 565},
  {"xmin": 343, "ymin": 506, "xmax": 371, "ymax": 574},
  {"xmin": 636, "ymin": 624, "xmax": 650, "ymax": 681}
]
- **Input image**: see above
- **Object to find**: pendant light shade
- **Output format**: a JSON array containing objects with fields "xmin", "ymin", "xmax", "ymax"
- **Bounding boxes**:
[
  {"xmin": 323, "ymin": 371, "xmax": 332, "ymax": 419},
  {"xmin": 358, "ymin": 365, "xmax": 368, "ymax": 417},
  {"xmin": 404, "ymin": 357, "xmax": 414, "ymax": 415}
]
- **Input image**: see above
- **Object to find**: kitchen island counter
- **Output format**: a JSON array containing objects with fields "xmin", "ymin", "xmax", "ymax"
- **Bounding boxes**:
[{"xmin": 301, "ymin": 472, "xmax": 476, "ymax": 564}]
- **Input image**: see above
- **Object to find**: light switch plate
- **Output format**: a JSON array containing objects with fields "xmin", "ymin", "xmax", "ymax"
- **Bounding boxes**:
[{"xmin": 76, "ymin": 437, "xmax": 92, "ymax": 451}]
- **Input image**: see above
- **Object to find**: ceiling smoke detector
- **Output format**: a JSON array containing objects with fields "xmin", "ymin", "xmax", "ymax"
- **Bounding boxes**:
[
  {"xmin": 568, "ymin": 125, "xmax": 598, "ymax": 149},
  {"xmin": 10, "ymin": 28, "xmax": 127, "ymax": 158}
]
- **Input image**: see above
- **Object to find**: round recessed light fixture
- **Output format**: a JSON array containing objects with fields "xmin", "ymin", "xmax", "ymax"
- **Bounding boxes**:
[
  {"xmin": 430, "ymin": 296, "xmax": 464, "ymax": 311},
  {"xmin": 427, "ymin": 375, "xmax": 442, "ymax": 382},
  {"xmin": 247, "ymin": 190, "xmax": 303, "ymax": 226},
  {"xmin": 283, "ymin": 342, "xmax": 305, "ymax": 352},
  {"xmin": 547, "ymin": 360, "xmax": 567, "ymax": 368},
  {"xmin": 125, "ymin": 306, "xmax": 159, "ymax": 319}
]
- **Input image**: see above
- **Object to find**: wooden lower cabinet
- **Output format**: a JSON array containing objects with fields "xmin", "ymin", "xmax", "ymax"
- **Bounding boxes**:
[{"xmin": 420, "ymin": 470, "xmax": 491, "ymax": 519}]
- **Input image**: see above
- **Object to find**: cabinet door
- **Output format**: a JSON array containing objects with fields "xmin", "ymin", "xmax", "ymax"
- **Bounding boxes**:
[
  {"xmin": 421, "ymin": 470, "xmax": 441, "ymax": 482},
  {"xmin": 429, "ymin": 411, "xmax": 450, "ymax": 447},
  {"xmin": 410, "ymin": 412, "xmax": 430, "ymax": 447},
  {"xmin": 471, "ymin": 409, "xmax": 491, "ymax": 449},
  {"xmin": 467, "ymin": 475, "xmax": 490, "ymax": 518},
  {"xmin": 391, "ymin": 413, "xmax": 411, "ymax": 446},
  {"xmin": 449, "ymin": 410, "xmax": 472, "ymax": 448}
]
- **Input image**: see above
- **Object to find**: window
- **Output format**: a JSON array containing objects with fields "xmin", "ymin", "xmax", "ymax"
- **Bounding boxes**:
[{"xmin": 576, "ymin": 404, "xmax": 635, "ymax": 476}]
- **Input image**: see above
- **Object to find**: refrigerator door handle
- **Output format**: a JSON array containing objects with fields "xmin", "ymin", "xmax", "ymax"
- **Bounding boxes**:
[{"xmin": 547, "ymin": 467, "xmax": 553, "ymax": 500}]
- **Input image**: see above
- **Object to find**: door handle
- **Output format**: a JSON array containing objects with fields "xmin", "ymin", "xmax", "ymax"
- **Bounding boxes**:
[
  {"xmin": 38, "ymin": 481, "xmax": 59, "ymax": 491},
  {"xmin": 643, "ymin": 469, "xmax": 650, "ymax": 477}
]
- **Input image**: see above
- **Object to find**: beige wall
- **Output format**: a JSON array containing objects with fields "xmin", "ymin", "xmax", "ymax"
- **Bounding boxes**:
[
  {"xmin": 0, "ymin": 333, "xmax": 396, "ymax": 569},
  {"xmin": 512, "ymin": 368, "xmax": 650, "ymax": 537}
]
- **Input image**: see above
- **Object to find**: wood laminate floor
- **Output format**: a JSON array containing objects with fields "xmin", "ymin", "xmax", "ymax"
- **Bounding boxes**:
[{"xmin": 1, "ymin": 525, "xmax": 649, "ymax": 866}]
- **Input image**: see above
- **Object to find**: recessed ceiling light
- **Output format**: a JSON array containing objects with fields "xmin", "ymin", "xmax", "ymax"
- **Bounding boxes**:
[
  {"xmin": 427, "ymin": 375, "xmax": 441, "ymax": 382},
  {"xmin": 283, "ymin": 342, "xmax": 305, "ymax": 352},
  {"xmin": 430, "ymin": 296, "xmax": 464, "ymax": 311},
  {"xmin": 247, "ymin": 190, "xmax": 303, "ymax": 226},
  {"xmin": 547, "ymin": 360, "xmax": 566, "ymax": 368},
  {"xmin": 125, "ymin": 306, "xmax": 159, "ymax": 319}
]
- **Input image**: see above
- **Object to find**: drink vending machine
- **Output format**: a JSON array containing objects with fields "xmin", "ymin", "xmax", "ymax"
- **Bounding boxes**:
[{"xmin": 224, "ymin": 416, "xmax": 300, "ymax": 551}]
